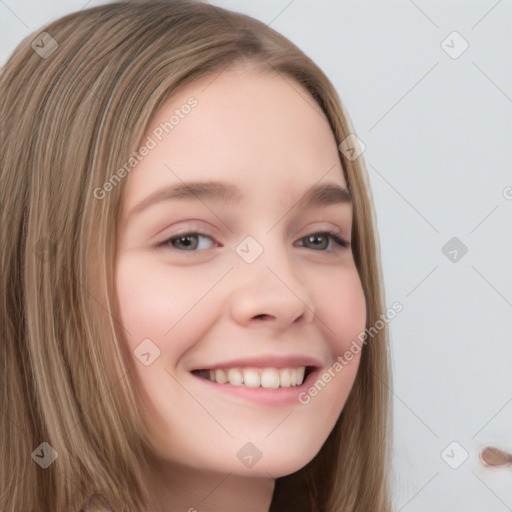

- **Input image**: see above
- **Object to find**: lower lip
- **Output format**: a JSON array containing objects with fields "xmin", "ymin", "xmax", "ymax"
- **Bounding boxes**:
[{"xmin": 190, "ymin": 368, "xmax": 321, "ymax": 406}]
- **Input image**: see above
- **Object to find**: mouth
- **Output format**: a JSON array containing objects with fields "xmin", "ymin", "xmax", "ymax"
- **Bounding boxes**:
[{"xmin": 191, "ymin": 365, "xmax": 315, "ymax": 389}]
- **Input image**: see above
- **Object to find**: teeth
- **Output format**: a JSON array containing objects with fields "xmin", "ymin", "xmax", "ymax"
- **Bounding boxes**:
[
  {"xmin": 242, "ymin": 369, "xmax": 261, "ymax": 387},
  {"xmin": 197, "ymin": 366, "xmax": 308, "ymax": 388},
  {"xmin": 214, "ymin": 369, "xmax": 228, "ymax": 384},
  {"xmin": 260, "ymin": 368, "xmax": 280, "ymax": 389},
  {"xmin": 279, "ymin": 369, "xmax": 291, "ymax": 387},
  {"xmin": 296, "ymin": 366, "xmax": 305, "ymax": 385},
  {"xmin": 227, "ymin": 368, "xmax": 243, "ymax": 386}
]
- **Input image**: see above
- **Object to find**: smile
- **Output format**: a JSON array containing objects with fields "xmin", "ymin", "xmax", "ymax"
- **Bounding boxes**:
[{"xmin": 192, "ymin": 366, "xmax": 311, "ymax": 388}]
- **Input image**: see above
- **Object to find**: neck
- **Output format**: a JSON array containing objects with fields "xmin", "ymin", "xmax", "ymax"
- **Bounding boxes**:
[{"xmin": 146, "ymin": 459, "xmax": 275, "ymax": 512}]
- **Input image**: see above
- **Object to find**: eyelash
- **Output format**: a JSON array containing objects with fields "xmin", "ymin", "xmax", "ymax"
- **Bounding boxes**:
[{"xmin": 157, "ymin": 230, "xmax": 350, "ymax": 252}]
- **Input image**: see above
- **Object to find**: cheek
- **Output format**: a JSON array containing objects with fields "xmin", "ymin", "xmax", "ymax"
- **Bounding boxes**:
[
  {"xmin": 114, "ymin": 255, "xmax": 220, "ymax": 354},
  {"xmin": 314, "ymin": 266, "xmax": 367, "ymax": 355},
  {"xmin": 294, "ymin": 266, "xmax": 365, "ymax": 411},
  {"xmin": 113, "ymin": 253, "xmax": 368, "ymax": 474},
  {"xmin": 114, "ymin": 255, "xmax": 224, "ymax": 432}
]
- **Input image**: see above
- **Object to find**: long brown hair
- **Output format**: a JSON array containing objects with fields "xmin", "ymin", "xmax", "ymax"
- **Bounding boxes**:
[{"xmin": 0, "ymin": 1, "xmax": 392, "ymax": 510}]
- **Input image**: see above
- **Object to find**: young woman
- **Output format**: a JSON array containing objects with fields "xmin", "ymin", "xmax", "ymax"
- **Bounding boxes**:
[{"xmin": 0, "ymin": 1, "xmax": 393, "ymax": 511}]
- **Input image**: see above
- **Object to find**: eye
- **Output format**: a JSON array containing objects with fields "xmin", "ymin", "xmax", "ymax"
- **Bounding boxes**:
[
  {"xmin": 157, "ymin": 230, "xmax": 349, "ymax": 252},
  {"xmin": 297, "ymin": 231, "xmax": 350, "ymax": 251},
  {"xmin": 158, "ymin": 232, "xmax": 217, "ymax": 251}
]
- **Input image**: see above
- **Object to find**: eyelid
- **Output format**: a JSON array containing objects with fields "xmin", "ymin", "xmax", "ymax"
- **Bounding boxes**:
[
  {"xmin": 295, "ymin": 229, "xmax": 350, "ymax": 250},
  {"xmin": 153, "ymin": 219, "xmax": 219, "ymax": 244},
  {"xmin": 156, "ymin": 230, "xmax": 218, "ymax": 249},
  {"xmin": 156, "ymin": 228, "xmax": 350, "ymax": 252}
]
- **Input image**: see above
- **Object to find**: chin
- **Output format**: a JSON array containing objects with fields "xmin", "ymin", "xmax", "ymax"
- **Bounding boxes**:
[{"xmin": 229, "ymin": 437, "xmax": 326, "ymax": 479}]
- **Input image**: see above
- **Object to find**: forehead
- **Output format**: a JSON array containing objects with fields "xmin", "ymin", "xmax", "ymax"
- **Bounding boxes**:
[{"xmin": 120, "ymin": 64, "xmax": 347, "ymax": 214}]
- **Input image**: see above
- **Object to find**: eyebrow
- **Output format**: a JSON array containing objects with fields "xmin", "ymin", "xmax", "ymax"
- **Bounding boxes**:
[{"xmin": 126, "ymin": 179, "xmax": 352, "ymax": 219}]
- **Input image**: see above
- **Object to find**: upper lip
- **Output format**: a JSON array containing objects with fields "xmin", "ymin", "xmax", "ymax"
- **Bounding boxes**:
[{"xmin": 190, "ymin": 354, "xmax": 324, "ymax": 371}]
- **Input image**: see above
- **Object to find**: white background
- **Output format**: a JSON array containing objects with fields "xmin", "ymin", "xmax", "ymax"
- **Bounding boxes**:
[{"xmin": 2, "ymin": 1, "xmax": 511, "ymax": 510}]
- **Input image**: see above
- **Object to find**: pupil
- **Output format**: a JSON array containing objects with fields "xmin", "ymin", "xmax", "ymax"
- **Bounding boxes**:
[
  {"xmin": 308, "ymin": 234, "xmax": 327, "ymax": 249},
  {"xmin": 175, "ymin": 235, "xmax": 197, "ymax": 250}
]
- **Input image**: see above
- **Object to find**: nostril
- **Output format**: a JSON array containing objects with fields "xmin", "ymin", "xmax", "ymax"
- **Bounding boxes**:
[{"xmin": 253, "ymin": 314, "xmax": 271, "ymax": 320}]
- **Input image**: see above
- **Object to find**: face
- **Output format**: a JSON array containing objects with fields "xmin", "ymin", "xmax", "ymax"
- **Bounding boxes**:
[{"xmin": 114, "ymin": 63, "xmax": 366, "ymax": 478}]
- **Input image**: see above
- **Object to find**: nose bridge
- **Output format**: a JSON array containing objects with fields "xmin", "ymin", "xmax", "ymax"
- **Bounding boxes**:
[{"xmin": 228, "ymin": 232, "xmax": 315, "ymax": 327}]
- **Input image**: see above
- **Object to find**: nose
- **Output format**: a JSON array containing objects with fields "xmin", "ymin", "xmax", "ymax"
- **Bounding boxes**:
[{"xmin": 227, "ymin": 247, "xmax": 316, "ymax": 331}]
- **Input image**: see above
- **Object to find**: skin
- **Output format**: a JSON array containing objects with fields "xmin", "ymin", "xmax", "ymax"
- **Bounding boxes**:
[{"xmin": 114, "ymin": 62, "xmax": 366, "ymax": 512}]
